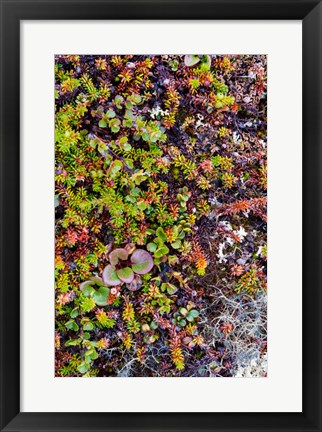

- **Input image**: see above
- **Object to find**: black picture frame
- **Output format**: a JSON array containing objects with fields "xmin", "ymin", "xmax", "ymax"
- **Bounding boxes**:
[{"xmin": 0, "ymin": 1, "xmax": 321, "ymax": 431}]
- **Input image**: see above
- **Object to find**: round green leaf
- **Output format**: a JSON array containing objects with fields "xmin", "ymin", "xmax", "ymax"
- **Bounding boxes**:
[
  {"xmin": 78, "ymin": 362, "xmax": 90, "ymax": 374},
  {"xmin": 98, "ymin": 119, "xmax": 107, "ymax": 128},
  {"xmin": 179, "ymin": 319, "xmax": 187, "ymax": 327},
  {"xmin": 131, "ymin": 249, "xmax": 154, "ymax": 274},
  {"xmin": 154, "ymin": 245, "xmax": 169, "ymax": 258},
  {"xmin": 109, "ymin": 248, "xmax": 128, "ymax": 266},
  {"xmin": 179, "ymin": 307, "xmax": 188, "ymax": 317},
  {"xmin": 93, "ymin": 286, "xmax": 110, "ymax": 306},
  {"xmin": 147, "ymin": 242, "xmax": 157, "ymax": 252},
  {"xmin": 150, "ymin": 320, "xmax": 158, "ymax": 330},
  {"xmin": 70, "ymin": 308, "xmax": 78, "ymax": 318},
  {"xmin": 90, "ymin": 276, "xmax": 105, "ymax": 287},
  {"xmin": 66, "ymin": 338, "xmax": 82, "ymax": 347},
  {"xmin": 184, "ymin": 54, "xmax": 200, "ymax": 67},
  {"xmin": 123, "ymin": 143, "xmax": 132, "ymax": 151},
  {"xmin": 102, "ymin": 264, "xmax": 121, "ymax": 286},
  {"xmin": 110, "ymin": 160, "xmax": 123, "ymax": 176},
  {"xmin": 166, "ymin": 283, "xmax": 177, "ymax": 295},
  {"xmin": 79, "ymin": 280, "xmax": 95, "ymax": 297},
  {"xmin": 189, "ymin": 309, "xmax": 199, "ymax": 318},
  {"xmin": 116, "ymin": 267, "xmax": 134, "ymax": 284},
  {"xmin": 83, "ymin": 321, "xmax": 94, "ymax": 331},
  {"xmin": 156, "ymin": 227, "xmax": 166, "ymax": 241},
  {"xmin": 106, "ymin": 109, "xmax": 116, "ymax": 118},
  {"xmin": 127, "ymin": 274, "xmax": 142, "ymax": 292},
  {"xmin": 171, "ymin": 241, "xmax": 181, "ymax": 249},
  {"xmin": 137, "ymin": 201, "xmax": 147, "ymax": 210},
  {"xmin": 186, "ymin": 310, "xmax": 199, "ymax": 322}
]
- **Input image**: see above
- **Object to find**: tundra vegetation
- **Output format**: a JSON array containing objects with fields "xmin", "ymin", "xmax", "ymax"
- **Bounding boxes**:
[{"xmin": 55, "ymin": 54, "xmax": 267, "ymax": 377}]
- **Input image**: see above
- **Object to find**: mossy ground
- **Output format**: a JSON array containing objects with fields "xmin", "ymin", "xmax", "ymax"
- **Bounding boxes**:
[{"xmin": 55, "ymin": 54, "xmax": 267, "ymax": 377}]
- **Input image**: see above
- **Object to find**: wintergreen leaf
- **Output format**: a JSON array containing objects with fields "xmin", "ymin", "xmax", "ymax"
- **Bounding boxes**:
[
  {"xmin": 102, "ymin": 264, "xmax": 121, "ymax": 286},
  {"xmin": 93, "ymin": 286, "xmax": 110, "ymax": 306},
  {"xmin": 90, "ymin": 276, "xmax": 105, "ymax": 287},
  {"xmin": 109, "ymin": 248, "xmax": 128, "ymax": 266},
  {"xmin": 201, "ymin": 54, "xmax": 211, "ymax": 70},
  {"xmin": 79, "ymin": 280, "xmax": 95, "ymax": 297},
  {"xmin": 184, "ymin": 54, "xmax": 200, "ymax": 67},
  {"xmin": 116, "ymin": 267, "xmax": 134, "ymax": 283},
  {"xmin": 127, "ymin": 274, "xmax": 142, "ymax": 292},
  {"xmin": 131, "ymin": 249, "xmax": 154, "ymax": 274}
]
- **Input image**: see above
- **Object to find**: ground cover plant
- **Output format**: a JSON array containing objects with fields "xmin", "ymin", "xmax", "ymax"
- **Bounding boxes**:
[{"xmin": 55, "ymin": 54, "xmax": 267, "ymax": 377}]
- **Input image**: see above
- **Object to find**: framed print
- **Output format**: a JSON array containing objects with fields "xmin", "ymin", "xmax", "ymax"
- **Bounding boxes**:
[{"xmin": 0, "ymin": 0, "xmax": 321, "ymax": 431}]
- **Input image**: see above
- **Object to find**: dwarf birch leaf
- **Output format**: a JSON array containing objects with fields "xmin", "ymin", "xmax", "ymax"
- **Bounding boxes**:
[
  {"xmin": 186, "ymin": 310, "xmax": 199, "ymax": 322},
  {"xmin": 147, "ymin": 242, "xmax": 157, "ymax": 252},
  {"xmin": 98, "ymin": 119, "xmax": 107, "ymax": 128},
  {"xmin": 83, "ymin": 321, "xmax": 94, "ymax": 331},
  {"xmin": 156, "ymin": 227, "xmax": 166, "ymax": 241},
  {"xmin": 189, "ymin": 309, "xmax": 199, "ymax": 318},
  {"xmin": 70, "ymin": 308, "xmax": 78, "ymax": 318},
  {"xmin": 109, "ymin": 160, "xmax": 123, "ymax": 176},
  {"xmin": 171, "ymin": 241, "xmax": 181, "ymax": 249},
  {"xmin": 78, "ymin": 362, "xmax": 90, "ymax": 374},
  {"xmin": 106, "ymin": 109, "xmax": 116, "ymax": 118},
  {"xmin": 166, "ymin": 283, "xmax": 177, "ymax": 295},
  {"xmin": 154, "ymin": 245, "xmax": 169, "ymax": 258}
]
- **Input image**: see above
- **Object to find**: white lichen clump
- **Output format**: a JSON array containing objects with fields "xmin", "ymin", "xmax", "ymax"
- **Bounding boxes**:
[{"xmin": 234, "ymin": 353, "xmax": 267, "ymax": 378}]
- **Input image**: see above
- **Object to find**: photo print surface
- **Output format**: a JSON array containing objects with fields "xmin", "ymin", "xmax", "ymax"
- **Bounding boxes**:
[{"xmin": 55, "ymin": 54, "xmax": 267, "ymax": 377}]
